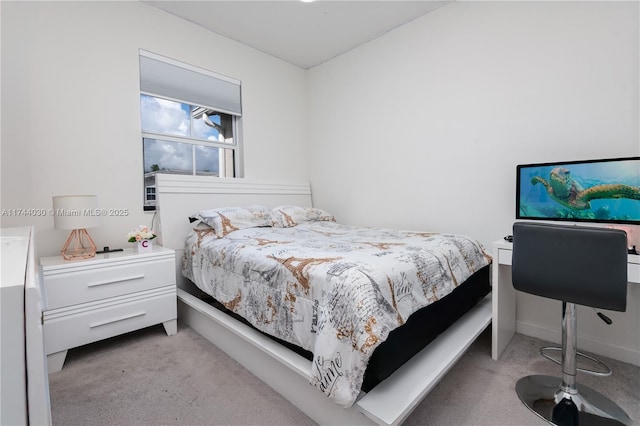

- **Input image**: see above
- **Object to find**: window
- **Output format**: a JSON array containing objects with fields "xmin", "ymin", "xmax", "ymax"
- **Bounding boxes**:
[
  {"xmin": 145, "ymin": 186, "xmax": 156, "ymax": 202},
  {"xmin": 139, "ymin": 51, "xmax": 242, "ymax": 209}
]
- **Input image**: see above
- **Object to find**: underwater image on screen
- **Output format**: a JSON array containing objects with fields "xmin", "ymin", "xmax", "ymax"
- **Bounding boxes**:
[{"xmin": 517, "ymin": 157, "xmax": 640, "ymax": 224}]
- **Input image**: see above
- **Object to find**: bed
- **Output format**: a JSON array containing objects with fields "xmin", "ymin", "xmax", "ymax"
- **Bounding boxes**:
[{"xmin": 156, "ymin": 174, "xmax": 493, "ymax": 425}]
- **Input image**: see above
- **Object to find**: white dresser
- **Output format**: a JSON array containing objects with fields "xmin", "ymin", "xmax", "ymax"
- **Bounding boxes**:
[
  {"xmin": 40, "ymin": 246, "xmax": 177, "ymax": 372},
  {"xmin": 1, "ymin": 226, "xmax": 51, "ymax": 425}
]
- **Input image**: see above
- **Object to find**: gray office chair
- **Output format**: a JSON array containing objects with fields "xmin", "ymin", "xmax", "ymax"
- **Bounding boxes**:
[{"xmin": 511, "ymin": 222, "xmax": 631, "ymax": 426}]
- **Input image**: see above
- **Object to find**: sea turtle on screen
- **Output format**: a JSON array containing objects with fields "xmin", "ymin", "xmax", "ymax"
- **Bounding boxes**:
[{"xmin": 531, "ymin": 167, "xmax": 640, "ymax": 210}]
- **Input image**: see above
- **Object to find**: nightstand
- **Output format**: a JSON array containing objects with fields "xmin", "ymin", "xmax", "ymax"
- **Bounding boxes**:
[{"xmin": 40, "ymin": 245, "xmax": 177, "ymax": 372}]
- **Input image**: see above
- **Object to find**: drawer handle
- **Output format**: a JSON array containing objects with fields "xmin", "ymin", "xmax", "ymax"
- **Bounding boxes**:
[
  {"xmin": 87, "ymin": 274, "xmax": 145, "ymax": 288},
  {"xmin": 89, "ymin": 311, "xmax": 146, "ymax": 328}
]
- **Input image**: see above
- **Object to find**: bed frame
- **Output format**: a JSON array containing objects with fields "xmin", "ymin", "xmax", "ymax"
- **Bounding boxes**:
[{"xmin": 155, "ymin": 174, "xmax": 492, "ymax": 426}]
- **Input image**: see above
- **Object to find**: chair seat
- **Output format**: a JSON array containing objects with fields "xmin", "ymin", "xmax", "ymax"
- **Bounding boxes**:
[{"xmin": 511, "ymin": 223, "xmax": 631, "ymax": 426}]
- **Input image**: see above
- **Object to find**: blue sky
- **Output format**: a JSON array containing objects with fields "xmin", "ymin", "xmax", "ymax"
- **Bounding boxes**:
[{"xmin": 141, "ymin": 95, "xmax": 221, "ymax": 173}]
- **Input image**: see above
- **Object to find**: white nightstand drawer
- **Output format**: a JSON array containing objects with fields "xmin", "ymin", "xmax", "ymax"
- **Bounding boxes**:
[
  {"xmin": 43, "ymin": 286, "xmax": 176, "ymax": 355},
  {"xmin": 44, "ymin": 257, "xmax": 175, "ymax": 309}
]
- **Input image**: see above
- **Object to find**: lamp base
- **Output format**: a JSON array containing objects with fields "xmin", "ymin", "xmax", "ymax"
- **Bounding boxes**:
[{"xmin": 61, "ymin": 229, "xmax": 97, "ymax": 260}]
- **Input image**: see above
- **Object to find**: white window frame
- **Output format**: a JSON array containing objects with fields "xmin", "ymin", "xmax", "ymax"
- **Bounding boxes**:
[
  {"xmin": 145, "ymin": 186, "xmax": 156, "ymax": 202},
  {"xmin": 139, "ymin": 50, "xmax": 244, "ymax": 210}
]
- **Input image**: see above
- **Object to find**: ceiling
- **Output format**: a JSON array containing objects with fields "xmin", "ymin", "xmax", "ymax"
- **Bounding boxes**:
[{"xmin": 144, "ymin": 1, "xmax": 451, "ymax": 69}]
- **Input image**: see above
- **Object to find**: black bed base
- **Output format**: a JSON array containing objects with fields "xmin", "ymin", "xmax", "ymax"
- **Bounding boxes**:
[
  {"xmin": 193, "ymin": 265, "xmax": 491, "ymax": 393},
  {"xmin": 362, "ymin": 265, "xmax": 490, "ymax": 391}
]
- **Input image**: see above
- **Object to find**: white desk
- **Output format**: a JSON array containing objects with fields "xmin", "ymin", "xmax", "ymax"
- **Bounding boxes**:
[{"xmin": 491, "ymin": 240, "xmax": 640, "ymax": 361}]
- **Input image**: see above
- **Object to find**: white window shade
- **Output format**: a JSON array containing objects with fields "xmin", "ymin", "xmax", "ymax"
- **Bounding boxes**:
[{"xmin": 139, "ymin": 51, "xmax": 241, "ymax": 116}]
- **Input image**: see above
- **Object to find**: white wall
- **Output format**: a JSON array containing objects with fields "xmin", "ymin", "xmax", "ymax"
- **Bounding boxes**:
[
  {"xmin": 2, "ymin": 1, "xmax": 638, "ymax": 363},
  {"xmin": 308, "ymin": 1, "xmax": 639, "ymax": 364},
  {"xmin": 308, "ymin": 1, "xmax": 639, "ymax": 247},
  {"xmin": 1, "ymin": 1, "xmax": 309, "ymax": 257}
]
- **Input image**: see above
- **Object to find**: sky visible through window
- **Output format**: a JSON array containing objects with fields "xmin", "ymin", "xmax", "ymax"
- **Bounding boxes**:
[{"xmin": 141, "ymin": 95, "xmax": 223, "ymax": 174}]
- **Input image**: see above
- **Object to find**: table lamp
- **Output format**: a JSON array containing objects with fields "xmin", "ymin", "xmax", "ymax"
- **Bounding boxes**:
[{"xmin": 53, "ymin": 195, "xmax": 99, "ymax": 260}]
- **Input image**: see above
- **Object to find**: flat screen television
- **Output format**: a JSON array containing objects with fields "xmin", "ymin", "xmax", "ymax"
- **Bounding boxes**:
[{"xmin": 516, "ymin": 157, "xmax": 640, "ymax": 225}]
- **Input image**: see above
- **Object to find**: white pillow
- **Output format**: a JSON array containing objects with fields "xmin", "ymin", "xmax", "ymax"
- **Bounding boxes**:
[
  {"xmin": 271, "ymin": 205, "xmax": 335, "ymax": 228},
  {"xmin": 190, "ymin": 205, "xmax": 275, "ymax": 237}
]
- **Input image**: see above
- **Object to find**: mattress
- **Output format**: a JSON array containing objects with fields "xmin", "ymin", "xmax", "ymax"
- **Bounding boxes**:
[{"xmin": 183, "ymin": 220, "xmax": 492, "ymax": 406}]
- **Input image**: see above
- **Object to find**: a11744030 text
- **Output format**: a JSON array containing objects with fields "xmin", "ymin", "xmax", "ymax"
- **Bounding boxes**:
[{"xmin": 1, "ymin": 208, "xmax": 130, "ymax": 217}]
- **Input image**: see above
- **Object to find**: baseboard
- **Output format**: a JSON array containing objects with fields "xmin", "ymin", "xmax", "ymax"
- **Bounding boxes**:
[{"xmin": 516, "ymin": 320, "xmax": 640, "ymax": 367}]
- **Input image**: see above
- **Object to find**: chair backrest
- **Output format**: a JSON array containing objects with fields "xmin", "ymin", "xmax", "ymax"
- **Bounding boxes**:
[{"xmin": 512, "ymin": 222, "xmax": 627, "ymax": 312}]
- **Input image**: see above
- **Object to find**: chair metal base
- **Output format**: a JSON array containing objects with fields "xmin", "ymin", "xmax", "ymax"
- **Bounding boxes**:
[
  {"xmin": 516, "ymin": 375, "xmax": 632, "ymax": 426},
  {"xmin": 540, "ymin": 346, "xmax": 612, "ymax": 377}
]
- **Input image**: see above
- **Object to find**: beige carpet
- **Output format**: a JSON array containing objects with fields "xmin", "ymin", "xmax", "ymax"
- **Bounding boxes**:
[{"xmin": 49, "ymin": 324, "xmax": 639, "ymax": 425}]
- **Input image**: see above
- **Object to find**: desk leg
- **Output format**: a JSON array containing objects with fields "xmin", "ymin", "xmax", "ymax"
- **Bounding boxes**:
[{"xmin": 492, "ymin": 262, "xmax": 517, "ymax": 360}]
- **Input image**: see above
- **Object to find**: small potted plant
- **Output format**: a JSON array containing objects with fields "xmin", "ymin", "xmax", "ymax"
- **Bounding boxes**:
[{"xmin": 127, "ymin": 225, "xmax": 156, "ymax": 252}]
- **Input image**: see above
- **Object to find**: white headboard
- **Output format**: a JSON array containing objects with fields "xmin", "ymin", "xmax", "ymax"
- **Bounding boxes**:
[{"xmin": 155, "ymin": 174, "xmax": 313, "ymax": 251}]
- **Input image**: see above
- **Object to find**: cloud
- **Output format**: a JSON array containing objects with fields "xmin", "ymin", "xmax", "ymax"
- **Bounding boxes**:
[
  {"xmin": 193, "ymin": 115, "xmax": 221, "ymax": 141},
  {"xmin": 141, "ymin": 95, "xmax": 189, "ymax": 136},
  {"xmin": 143, "ymin": 138, "xmax": 192, "ymax": 173},
  {"xmin": 195, "ymin": 145, "xmax": 219, "ymax": 173},
  {"xmin": 141, "ymin": 95, "xmax": 221, "ymax": 175}
]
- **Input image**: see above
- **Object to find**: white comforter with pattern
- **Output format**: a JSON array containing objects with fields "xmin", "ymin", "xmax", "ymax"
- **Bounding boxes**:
[{"xmin": 183, "ymin": 221, "xmax": 491, "ymax": 407}]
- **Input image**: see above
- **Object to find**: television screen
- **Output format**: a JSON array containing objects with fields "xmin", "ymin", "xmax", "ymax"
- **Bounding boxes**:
[{"xmin": 516, "ymin": 157, "xmax": 640, "ymax": 225}]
